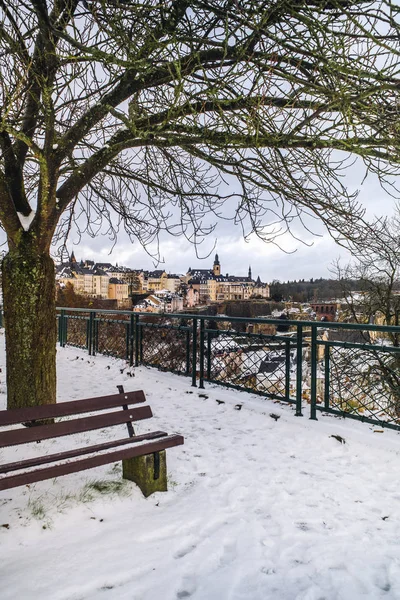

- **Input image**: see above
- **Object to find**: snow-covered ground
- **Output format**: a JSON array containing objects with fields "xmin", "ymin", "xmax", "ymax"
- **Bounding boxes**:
[{"xmin": 1, "ymin": 332, "xmax": 400, "ymax": 600}]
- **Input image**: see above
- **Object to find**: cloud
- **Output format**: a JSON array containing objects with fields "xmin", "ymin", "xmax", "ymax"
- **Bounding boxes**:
[
  {"xmin": 38, "ymin": 159, "xmax": 400, "ymax": 281},
  {"xmin": 61, "ymin": 222, "xmax": 354, "ymax": 282}
]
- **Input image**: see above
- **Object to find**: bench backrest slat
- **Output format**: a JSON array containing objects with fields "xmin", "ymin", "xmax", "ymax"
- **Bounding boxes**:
[
  {"xmin": 0, "ymin": 390, "xmax": 146, "ymax": 427},
  {"xmin": 0, "ymin": 405, "xmax": 153, "ymax": 448}
]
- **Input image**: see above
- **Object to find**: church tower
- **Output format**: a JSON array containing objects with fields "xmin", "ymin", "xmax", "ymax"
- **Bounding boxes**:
[
  {"xmin": 70, "ymin": 251, "xmax": 77, "ymax": 264},
  {"xmin": 248, "ymin": 265, "xmax": 252, "ymax": 280},
  {"xmin": 213, "ymin": 253, "xmax": 221, "ymax": 276}
]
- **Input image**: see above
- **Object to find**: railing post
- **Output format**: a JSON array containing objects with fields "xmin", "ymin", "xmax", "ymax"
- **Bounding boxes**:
[
  {"xmin": 139, "ymin": 319, "xmax": 143, "ymax": 363},
  {"xmin": 129, "ymin": 313, "xmax": 135, "ymax": 366},
  {"xmin": 58, "ymin": 310, "xmax": 63, "ymax": 345},
  {"xmin": 206, "ymin": 328, "xmax": 212, "ymax": 380},
  {"xmin": 86, "ymin": 317, "xmax": 89, "ymax": 351},
  {"xmin": 285, "ymin": 339, "xmax": 291, "ymax": 402},
  {"xmin": 125, "ymin": 321, "xmax": 130, "ymax": 361},
  {"xmin": 192, "ymin": 317, "xmax": 198, "ymax": 387},
  {"xmin": 134, "ymin": 315, "xmax": 140, "ymax": 366},
  {"xmin": 185, "ymin": 328, "xmax": 190, "ymax": 375},
  {"xmin": 64, "ymin": 313, "xmax": 68, "ymax": 347},
  {"xmin": 310, "ymin": 324, "xmax": 318, "ymax": 420},
  {"xmin": 296, "ymin": 323, "xmax": 303, "ymax": 416},
  {"xmin": 324, "ymin": 344, "xmax": 330, "ymax": 410},
  {"xmin": 199, "ymin": 319, "xmax": 205, "ymax": 389},
  {"xmin": 88, "ymin": 311, "xmax": 95, "ymax": 356},
  {"xmin": 94, "ymin": 317, "xmax": 99, "ymax": 354},
  {"xmin": 59, "ymin": 309, "xmax": 66, "ymax": 347},
  {"xmin": 93, "ymin": 312, "xmax": 97, "ymax": 356}
]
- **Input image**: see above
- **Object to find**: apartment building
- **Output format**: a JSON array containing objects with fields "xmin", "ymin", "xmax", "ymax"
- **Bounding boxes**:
[
  {"xmin": 57, "ymin": 254, "xmax": 110, "ymax": 299},
  {"xmin": 108, "ymin": 278, "xmax": 129, "ymax": 303}
]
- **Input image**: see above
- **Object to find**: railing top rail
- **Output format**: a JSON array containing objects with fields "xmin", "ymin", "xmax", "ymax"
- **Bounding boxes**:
[
  {"xmin": 320, "ymin": 339, "xmax": 400, "ymax": 353},
  {"xmin": 56, "ymin": 307, "xmax": 400, "ymax": 334},
  {"xmin": 58, "ymin": 307, "xmax": 133, "ymax": 315}
]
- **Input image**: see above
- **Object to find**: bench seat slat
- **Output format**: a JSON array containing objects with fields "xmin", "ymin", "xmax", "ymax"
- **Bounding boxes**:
[
  {"xmin": 0, "ymin": 431, "xmax": 169, "ymax": 474},
  {"xmin": 0, "ymin": 405, "xmax": 153, "ymax": 448},
  {"xmin": 0, "ymin": 390, "xmax": 146, "ymax": 427},
  {"xmin": 0, "ymin": 434, "xmax": 184, "ymax": 491}
]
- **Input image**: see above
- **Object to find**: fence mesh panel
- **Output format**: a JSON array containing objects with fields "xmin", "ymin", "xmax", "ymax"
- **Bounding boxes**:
[
  {"xmin": 139, "ymin": 316, "xmax": 191, "ymax": 375},
  {"xmin": 205, "ymin": 329, "xmax": 296, "ymax": 402},
  {"xmin": 65, "ymin": 315, "xmax": 88, "ymax": 348},
  {"xmin": 96, "ymin": 318, "xmax": 129, "ymax": 359},
  {"xmin": 325, "ymin": 344, "xmax": 400, "ymax": 427}
]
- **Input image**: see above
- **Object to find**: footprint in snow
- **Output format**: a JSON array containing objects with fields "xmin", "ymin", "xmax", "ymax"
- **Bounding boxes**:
[
  {"xmin": 174, "ymin": 544, "xmax": 197, "ymax": 559},
  {"xmin": 176, "ymin": 576, "xmax": 197, "ymax": 598},
  {"xmin": 218, "ymin": 540, "xmax": 237, "ymax": 567}
]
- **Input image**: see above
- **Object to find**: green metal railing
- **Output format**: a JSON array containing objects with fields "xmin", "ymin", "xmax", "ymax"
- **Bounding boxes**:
[{"xmin": 56, "ymin": 307, "xmax": 400, "ymax": 431}]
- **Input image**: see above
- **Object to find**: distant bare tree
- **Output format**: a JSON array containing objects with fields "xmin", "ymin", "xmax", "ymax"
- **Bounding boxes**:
[
  {"xmin": 1, "ymin": 0, "xmax": 400, "ymax": 409},
  {"xmin": 333, "ymin": 211, "xmax": 400, "ymax": 417},
  {"xmin": 123, "ymin": 271, "xmax": 141, "ymax": 295},
  {"xmin": 335, "ymin": 211, "xmax": 400, "ymax": 342}
]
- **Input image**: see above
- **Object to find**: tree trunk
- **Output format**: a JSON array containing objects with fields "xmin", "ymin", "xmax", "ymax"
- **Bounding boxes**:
[{"xmin": 2, "ymin": 236, "xmax": 57, "ymax": 410}]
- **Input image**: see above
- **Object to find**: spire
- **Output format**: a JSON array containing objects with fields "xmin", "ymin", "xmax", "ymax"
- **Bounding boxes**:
[
  {"xmin": 256, "ymin": 275, "xmax": 261, "ymax": 285},
  {"xmin": 248, "ymin": 265, "xmax": 252, "ymax": 280},
  {"xmin": 70, "ymin": 251, "xmax": 76, "ymax": 264},
  {"xmin": 213, "ymin": 253, "xmax": 221, "ymax": 276}
]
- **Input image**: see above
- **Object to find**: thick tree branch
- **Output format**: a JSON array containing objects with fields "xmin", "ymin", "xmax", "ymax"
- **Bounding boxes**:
[
  {"xmin": 0, "ymin": 169, "xmax": 24, "ymax": 239},
  {"xmin": 0, "ymin": 130, "xmax": 30, "ymax": 215}
]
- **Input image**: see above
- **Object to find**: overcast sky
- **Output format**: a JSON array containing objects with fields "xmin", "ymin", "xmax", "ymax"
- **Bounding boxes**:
[{"xmin": 60, "ymin": 164, "xmax": 396, "ymax": 283}]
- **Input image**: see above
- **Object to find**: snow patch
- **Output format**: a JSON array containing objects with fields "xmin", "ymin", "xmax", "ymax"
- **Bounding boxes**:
[
  {"xmin": 0, "ymin": 339, "xmax": 400, "ymax": 599},
  {"xmin": 17, "ymin": 211, "xmax": 35, "ymax": 231}
]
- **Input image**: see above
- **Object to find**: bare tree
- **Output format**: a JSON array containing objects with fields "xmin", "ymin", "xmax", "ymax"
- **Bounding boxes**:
[
  {"xmin": 1, "ymin": 0, "xmax": 400, "ymax": 409},
  {"xmin": 333, "ymin": 211, "xmax": 400, "ymax": 418},
  {"xmin": 335, "ymin": 212, "xmax": 400, "ymax": 341}
]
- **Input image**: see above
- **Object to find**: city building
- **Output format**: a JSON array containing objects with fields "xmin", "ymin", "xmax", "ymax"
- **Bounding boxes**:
[
  {"xmin": 56, "ymin": 252, "xmax": 268, "ymax": 310},
  {"xmin": 57, "ymin": 253, "xmax": 110, "ymax": 299},
  {"xmin": 132, "ymin": 290, "xmax": 184, "ymax": 313},
  {"xmin": 164, "ymin": 274, "xmax": 183, "ymax": 293},
  {"xmin": 310, "ymin": 301, "xmax": 339, "ymax": 322},
  {"xmin": 108, "ymin": 278, "xmax": 130, "ymax": 306},
  {"xmin": 186, "ymin": 254, "xmax": 269, "ymax": 304},
  {"xmin": 142, "ymin": 270, "xmax": 167, "ymax": 292}
]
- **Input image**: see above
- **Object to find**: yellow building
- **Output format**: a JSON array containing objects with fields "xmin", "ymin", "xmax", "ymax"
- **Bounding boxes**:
[
  {"xmin": 164, "ymin": 274, "xmax": 183, "ymax": 293},
  {"xmin": 142, "ymin": 270, "xmax": 167, "ymax": 292},
  {"xmin": 56, "ymin": 253, "xmax": 110, "ymax": 299},
  {"xmin": 108, "ymin": 278, "xmax": 129, "ymax": 304},
  {"xmin": 57, "ymin": 266, "xmax": 109, "ymax": 298}
]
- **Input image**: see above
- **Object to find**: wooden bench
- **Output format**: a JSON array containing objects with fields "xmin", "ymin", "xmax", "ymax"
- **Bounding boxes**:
[{"xmin": 0, "ymin": 388, "xmax": 184, "ymax": 497}]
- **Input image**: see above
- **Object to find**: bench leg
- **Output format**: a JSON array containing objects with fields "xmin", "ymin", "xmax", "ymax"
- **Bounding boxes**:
[{"xmin": 122, "ymin": 450, "xmax": 167, "ymax": 497}]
